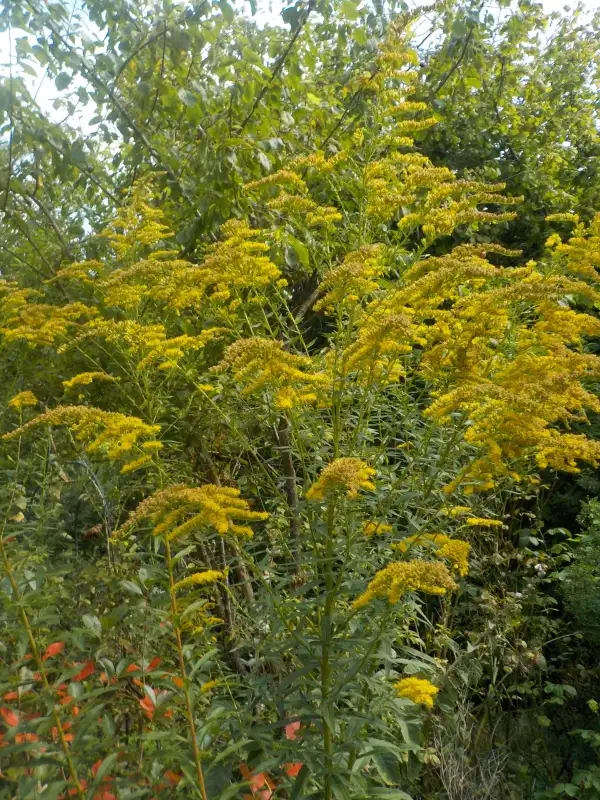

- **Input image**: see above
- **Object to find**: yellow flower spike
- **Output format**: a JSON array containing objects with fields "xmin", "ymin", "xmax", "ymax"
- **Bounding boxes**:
[
  {"xmin": 62, "ymin": 372, "xmax": 118, "ymax": 390},
  {"xmin": 465, "ymin": 517, "xmax": 503, "ymax": 528},
  {"xmin": 215, "ymin": 338, "xmax": 326, "ymax": 408},
  {"xmin": 114, "ymin": 484, "xmax": 268, "ymax": 542},
  {"xmin": 395, "ymin": 677, "xmax": 439, "ymax": 708},
  {"xmin": 244, "ymin": 169, "xmax": 308, "ymax": 193},
  {"xmin": 314, "ymin": 245, "xmax": 386, "ymax": 313},
  {"xmin": 442, "ymin": 506, "xmax": 472, "ymax": 518},
  {"xmin": 306, "ymin": 458, "xmax": 376, "ymax": 501},
  {"xmin": 8, "ymin": 391, "xmax": 38, "ymax": 409},
  {"xmin": 363, "ymin": 521, "xmax": 393, "ymax": 537},
  {"xmin": 2, "ymin": 406, "xmax": 161, "ymax": 471},
  {"xmin": 98, "ymin": 218, "xmax": 281, "ymax": 313},
  {"xmin": 353, "ymin": 559, "xmax": 458, "ymax": 609},
  {"xmin": 0, "ymin": 297, "xmax": 96, "ymax": 348},
  {"xmin": 173, "ymin": 570, "xmax": 226, "ymax": 591}
]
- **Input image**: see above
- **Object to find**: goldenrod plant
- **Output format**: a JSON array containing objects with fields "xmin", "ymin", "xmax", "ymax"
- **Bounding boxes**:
[{"xmin": 2, "ymin": 2, "xmax": 600, "ymax": 798}]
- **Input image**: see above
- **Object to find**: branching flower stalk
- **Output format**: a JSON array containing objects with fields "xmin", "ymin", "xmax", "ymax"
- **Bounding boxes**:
[{"xmin": 164, "ymin": 535, "xmax": 209, "ymax": 800}]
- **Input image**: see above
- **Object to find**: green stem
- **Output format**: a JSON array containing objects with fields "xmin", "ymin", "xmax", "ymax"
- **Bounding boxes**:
[
  {"xmin": 321, "ymin": 501, "xmax": 336, "ymax": 800},
  {"xmin": 164, "ymin": 537, "xmax": 209, "ymax": 800}
]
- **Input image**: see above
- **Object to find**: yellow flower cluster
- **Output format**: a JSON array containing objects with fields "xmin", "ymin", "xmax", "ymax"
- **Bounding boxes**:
[
  {"xmin": 351, "ymin": 24, "xmax": 521, "ymax": 234},
  {"xmin": 62, "ymin": 372, "xmax": 118, "ymax": 390},
  {"xmin": 8, "ymin": 391, "xmax": 38, "ymax": 409},
  {"xmin": 245, "ymin": 169, "xmax": 307, "ymax": 193},
  {"xmin": 305, "ymin": 206, "xmax": 343, "ymax": 228},
  {"xmin": 1, "ymin": 299, "xmax": 96, "ymax": 348},
  {"xmin": 64, "ymin": 319, "xmax": 226, "ymax": 374},
  {"xmin": 136, "ymin": 328, "xmax": 227, "ymax": 372},
  {"xmin": 443, "ymin": 506, "xmax": 471, "ymax": 518},
  {"xmin": 395, "ymin": 677, "xmax": 439, "ymax": 708},
  {"xmin": 46, "ymin": 260, "xmax": 104, "ymax": 286},
  {"xmin": 328, "ymin": 227, "xmax": 600, "ymax": 491},
  {"xmin": 267, "ymin": 193, "xmax": 316, "ymax": 214},
  {"xmin": 198, "ymin": 219, "xmax": 281, "ymax": 303},
  {"xmin": 363, "ymin": 521, "xmax": 393, "ymax": 537},
  {"xmin": 314, "ymin": 246, "xmax": 385, "ymax": 312},
  {"xmin": 465, "ymin": 517, "xmax": 503, "ymax": 528},
  {"xmin": 306, "ymin": 458, "xmax": 376, "ymax": 501},
  {"xmin": 289, "ymin": 151, "xmax": 348, "ymax": 175},
  {"xmin": 215, "ymin": 337, "xmax": 326, "ymax": 408},
  {"xmin": 340, "ymin": 311, "xmax": 414, "ymax": 384},
  {"xmin": 353, "ymin": 559, "xmax": 458, "ymax": 609},
  {"xmin": 2, "ymin": 406, "xmax": 161, "ymax": 472},
  {"xmin": 393, "ymin": 534, "xmax": 471, "ymax": 577},
  {"xmin": 548, "ymin": 212, "xmax": 600, "ymax": 280},
  {"xmin": 115, "ymin": 484, "xmax": 268, "ymax": 541},
  {"xmin": 63, "ymin": 319, "xmax": 167, "ymax": 355},
  {"xmin": 99, "ymin": 219, "xmax": 280, "ymax": 313},
  {"xmin": 101, "ymin": 176, "xmax": 174, "ymax": 259},
  {"xmin": 173, "ymin": 570, "xmax": 226, "ymax": 591}
]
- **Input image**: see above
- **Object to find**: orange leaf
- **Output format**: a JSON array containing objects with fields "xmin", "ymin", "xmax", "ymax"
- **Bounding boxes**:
[
  {"xmin": 73, "ymin": 661, "xmax": 95, "ymax": 682},
  {"xmin": 59, "ymin": 780, "xmax": 89, "ymax": 798},
  {"xmin": 284, "ymin": 762, "xmax": 303, "ymax": 778},
  {"xmin": 164, "ymin": 770, "xmax": 182, "ymax": 786},
  {"xmin": 16, "ymin": 733, "xmax": 39, "ymax": 744},
  {"xmin": 126, "ymin": 663, "xmax": 141, "ymax": 674},
  {"xmin": 139, "ymin": 696, "xmax": 155, "ymax": 720},
  {"xmin": 239, "ymin": 764, "xmax": 275, "ymax": 797},
  {"xmin": 147, "ymin": 657, "xmax": 161, "ymax": 671},
  {"xmin": 94, "ymin": 790, "xmax": 116, "ymax": 800},
  {"xmin": 91, "ymin": 760, "xmax": 103, "ymax": 778},
  {"xmin": 171, "ymin": 675, "xmax": 184, "ymax": 689},
  {"xmin": 3, "ymin": 691, "xmax": 19, "ymax": 701},
  {"xmin": 0, "ymin": 707, "xmax": 19, "ymax": 727},
  {"xmin": 285, "ymin": 720, "xmax": 301, "ymax": 741},
  {"xmin": 42, "ymin": 641, "xmax": 65, "ymax": 661}
]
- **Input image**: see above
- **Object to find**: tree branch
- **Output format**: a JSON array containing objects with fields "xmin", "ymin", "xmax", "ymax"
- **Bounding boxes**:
[
  {"xmin": 238, "ymin": 0, "xmax": 315, "ymax": 134},
  {"xmin": 431, "ymin": 27, "xmax": 474, "ymax": 97}
]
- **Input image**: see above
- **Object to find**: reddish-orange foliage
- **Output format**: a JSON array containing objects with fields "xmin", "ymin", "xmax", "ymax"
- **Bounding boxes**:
[{"xmin": 42, "ymin": 641, "xmax": 65, "ymax": 661}]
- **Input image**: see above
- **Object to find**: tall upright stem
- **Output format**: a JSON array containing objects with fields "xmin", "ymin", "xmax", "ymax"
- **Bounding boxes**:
[
  {"xmin": 321, "ymin": 501, "xmax": 336, "ymax": 800},
  {"xmin": 164, "ymin": 537, "xmax": 209, "ymax": 800}
]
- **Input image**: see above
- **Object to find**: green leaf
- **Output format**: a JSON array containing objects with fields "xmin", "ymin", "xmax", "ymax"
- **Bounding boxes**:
[
  {"xmin": 290, "ymin": 764, "xmax": 310, "ymax": 800},
  {"xmin": 119, "ymin": 580, "xmax": 144, "ymax": 596},
  {"xmin": 82, "ymin": 614, "xmax": 102, "ymax": 637},
  {"xmin": 178, "ymin": 88, "xmax": 198, "ymax": 108},
  {"xmin": 287, "ymin": 236, "xmax": 309, "ymax": 269},
  {"xmin": 212, "ymin": 738, "xmax": 250, "ymax": 765},
  {"xmin": 55, "ymin": 72, "xmax": 71, "ymax": 90},
  {"xmin": 94, "ymin": 752, "xmax": 119, "ymax": 784},
  {"xmin": 374, "ymin": 752, "xmax": 403, "ymax": 786},
  {"xmin": 219, "ymin": 0, "xmax": 234, "ymax": 22}
]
